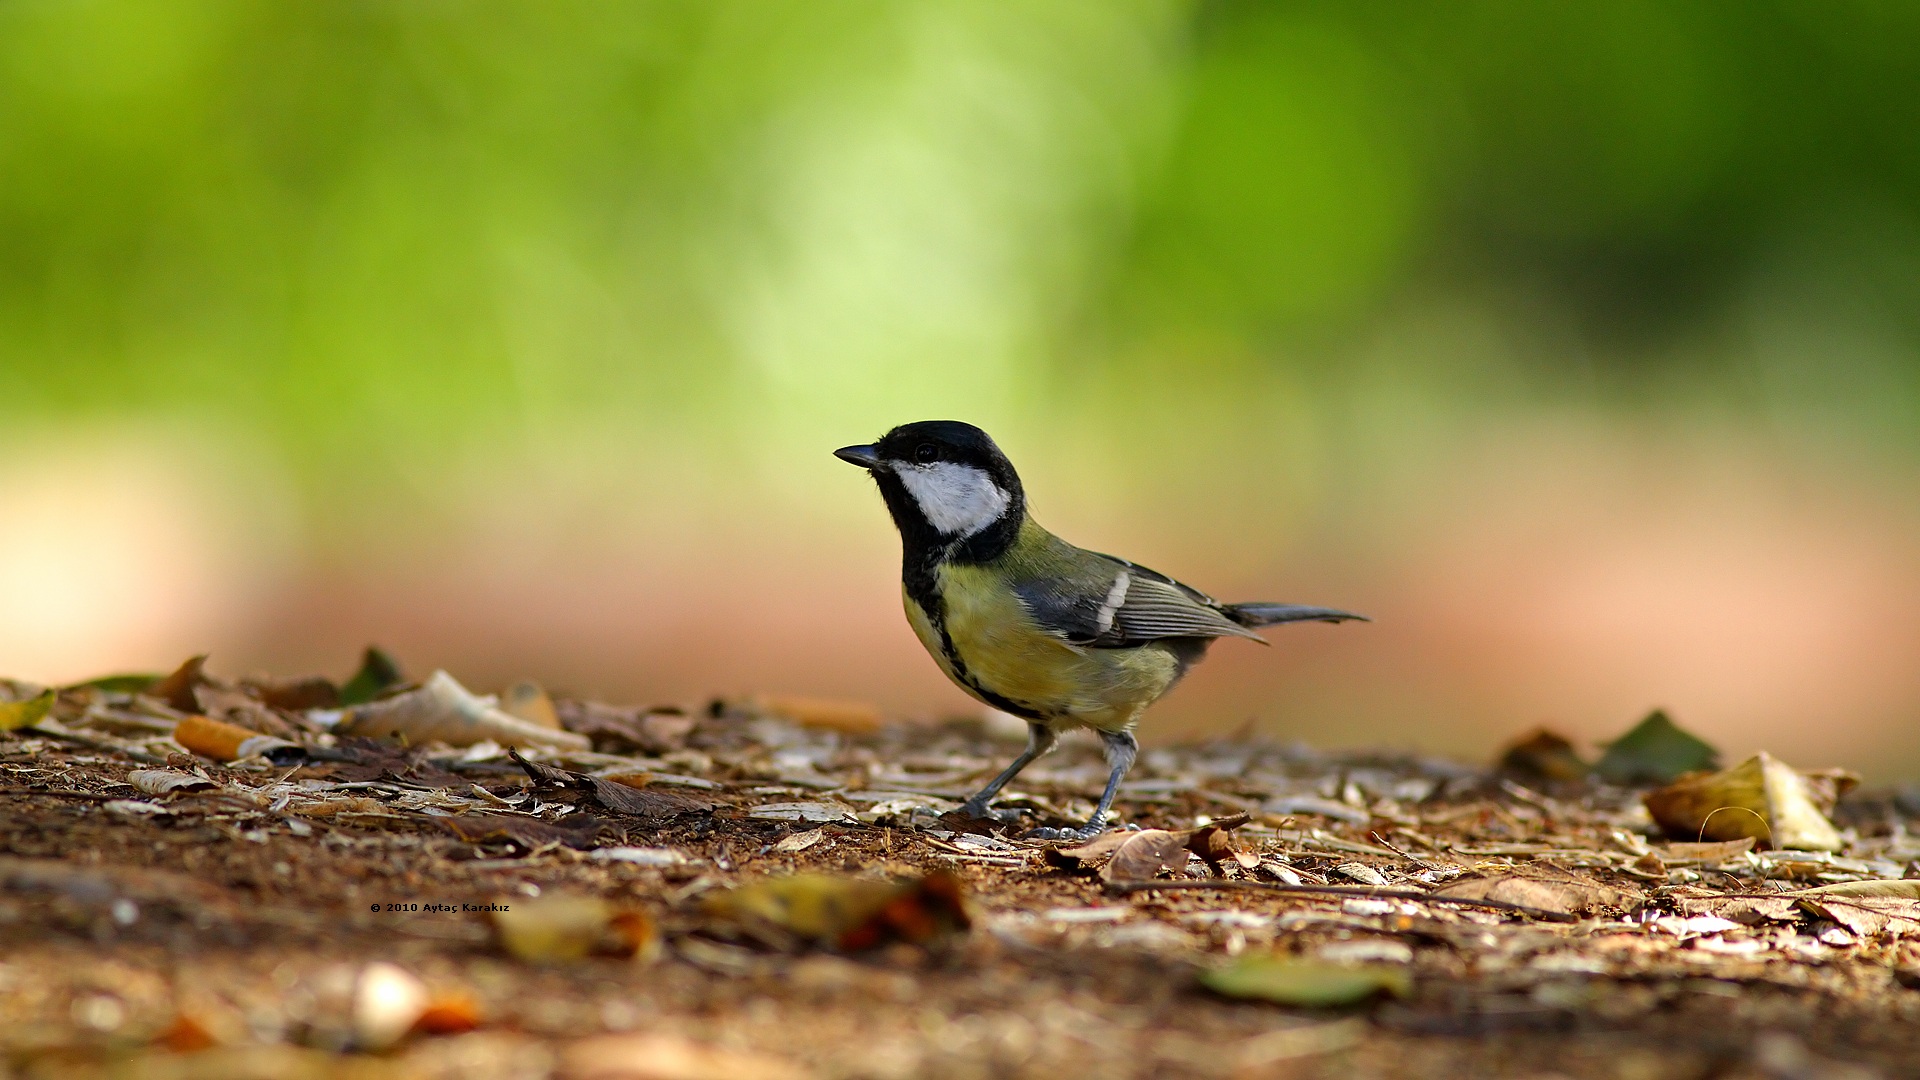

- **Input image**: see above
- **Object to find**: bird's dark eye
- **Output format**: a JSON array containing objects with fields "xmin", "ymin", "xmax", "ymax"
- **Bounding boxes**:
[{"xmin": 913, "ymin": 443, "xmax": 938, "ymax": 463}]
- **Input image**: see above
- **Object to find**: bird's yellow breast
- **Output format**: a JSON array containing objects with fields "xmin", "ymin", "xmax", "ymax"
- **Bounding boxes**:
[{"xmin": 903, "ymin": 563, "xmax": 1181, "ymax": 733}]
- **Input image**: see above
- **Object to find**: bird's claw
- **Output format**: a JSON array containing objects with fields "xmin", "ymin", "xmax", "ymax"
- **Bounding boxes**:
[{"xmin": 1023, "ymin": 821, "xmax": 1109, "ymax": 843}]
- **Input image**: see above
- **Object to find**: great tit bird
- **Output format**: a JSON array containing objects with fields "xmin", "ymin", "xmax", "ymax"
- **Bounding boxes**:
[{"xmin": 836, "ymin": 420, "xmax": 1365, "ymax": 838}]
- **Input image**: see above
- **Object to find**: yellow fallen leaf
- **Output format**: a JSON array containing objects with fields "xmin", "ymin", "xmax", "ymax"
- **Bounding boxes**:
[
  {"xmin": 0, "ymin": 689, "xmax": 54, "ymax": 733},
  {"xmin": 1643, "ymin": 752, "xmax": 1848, "ymax": 852},
  {"xmin": 1201, "ymin": 956, "xmax": 1410, "ymax": 1007},
  {"xmin": 703, "ymin": 872, "xmax": 968, "ymax": 951},
  {"xmin": 491, "ymin": 894, "xmax": 658, "ymax": 964}
]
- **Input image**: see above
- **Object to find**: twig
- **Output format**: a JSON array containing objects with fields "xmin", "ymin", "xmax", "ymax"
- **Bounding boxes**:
[
  {"xmin": 1370, "ymin": 830, "xmax": 1448, "ymax": 872},
  {"xmin": 1302, "ymin": 829, "xmax": 1403, "ymax": 858},
  {"xmin": 1103, "ymin": 878, "xmax": 1579, "ymax": 923}
]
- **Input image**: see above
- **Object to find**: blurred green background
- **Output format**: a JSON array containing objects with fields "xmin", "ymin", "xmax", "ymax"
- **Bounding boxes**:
[{"xmin": 4, "ymin": 1, "xmax": 1919, "ymax": 776}]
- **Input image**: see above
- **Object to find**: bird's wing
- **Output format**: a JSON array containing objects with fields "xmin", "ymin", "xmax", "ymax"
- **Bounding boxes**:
[{"xmin": 1013, "ymin": 551, "xmax": 1262, "ymax": 647}]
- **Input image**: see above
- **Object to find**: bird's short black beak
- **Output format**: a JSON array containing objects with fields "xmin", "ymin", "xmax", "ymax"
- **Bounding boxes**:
[{"xmin": 834, "ymin": 444, "xmax": 882, "ymax": 469}]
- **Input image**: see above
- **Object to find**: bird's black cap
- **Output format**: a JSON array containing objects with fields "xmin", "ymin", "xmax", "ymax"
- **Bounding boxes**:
[
  {"xmin": 835, "ymin": 420, "xmax": 1027, "ymax": 557},
  {"xmin": 871, "ymin": 421, "xmax": 1019, "ymax": 488}
]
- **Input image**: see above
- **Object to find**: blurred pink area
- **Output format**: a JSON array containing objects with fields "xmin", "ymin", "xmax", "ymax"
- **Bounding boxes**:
[{"xmin": 5, "ymin": 424, "xmax": 1917, "ymax": 780}]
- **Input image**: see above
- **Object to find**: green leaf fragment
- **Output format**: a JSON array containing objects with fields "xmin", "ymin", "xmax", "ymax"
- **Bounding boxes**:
[
  {"xmin": 1200, "ymin": 957, "xmax": 1410, "ymax": 1007},
  {"xmin": 0, "ymin": 690, "xmax": 56, "ymax": 732},
  {"xmin": 1596, "ymin": 709, "xmax": 1720, "ymax": 786},
  {"xmin": 65, "ymin": 674, "xmax": 162, "ymax": 693},
  {"xmin": 338, "ymin": 646, "xmax": 405, "ymax": 706}
]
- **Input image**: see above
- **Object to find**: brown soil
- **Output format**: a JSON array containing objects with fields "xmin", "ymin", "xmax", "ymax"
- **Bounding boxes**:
[{"xmin": 2, "ymin": 678, "xmax": 1918, "ymax": 1080}]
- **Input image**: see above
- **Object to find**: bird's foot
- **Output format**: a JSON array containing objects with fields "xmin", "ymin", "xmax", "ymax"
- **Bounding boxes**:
[{"xmin": 1024, "ymin": 820, "xmax": 1111, "ymax": 843}]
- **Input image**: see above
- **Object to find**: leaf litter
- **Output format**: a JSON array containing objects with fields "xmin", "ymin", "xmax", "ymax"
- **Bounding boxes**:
[{"xmin": 0, "ymin": 663, "xmax": 1918, "ymax": 1078}]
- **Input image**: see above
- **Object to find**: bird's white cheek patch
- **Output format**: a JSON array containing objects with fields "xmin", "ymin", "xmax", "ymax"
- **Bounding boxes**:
[{"xmin": 893, "ymin": 462, "xmax": 1010, "ymax": 537}]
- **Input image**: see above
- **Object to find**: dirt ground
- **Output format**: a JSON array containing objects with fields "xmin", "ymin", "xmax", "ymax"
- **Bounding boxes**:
[{"xmin": 2, "ymin": 669, "xmax": 1918, "ymax": 1080}]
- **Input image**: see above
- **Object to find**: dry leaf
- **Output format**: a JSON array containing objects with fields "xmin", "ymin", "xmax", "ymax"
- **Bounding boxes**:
[
  {"xmin": 1643, "ymin": 753, "xmax": 1846, "ymax": 851},
  {"xmin": 1660, "ymin": 837, "xmax": 1757, "ymax": 865},
  {"xmin": 1793, "ymin": 880, "xmax": 1920, "ymax": 899},
  {"xmin": 1682, "ymin": 895, "xmax": 1802, "ymax": 925},
  {"xmin": 589, "ymin": 781, "xmax": 713, "ymax": 821},
  {"xmin": 1793, "ymin": 896, "xmax": 1920, "ymax": 938},
  {"xmin": 195, "ymin": 683, "xmax": 301, "ymax": 739},
  {"xmin": 1335, "ymin": 863, "xmax": 1390, "ymax": 887},
  {"xmin": 127, "ymin": 769, "xmax": 217, "ymax": 796},
  {"xmin": 0, "ymin": 688, "xmax": 55, "ymax": 733},
  {"xmin": 560, "ymin": 1033, "xmax": 813, "ymax": 1080},
  {"xmin": 1435, "ymin": 873, "xmax": 1635, "ymax": 917},
  {"xmin": 772, "ymin": 828, "xmax": 828, "ymax": 854},
  {"xmin": 1186, "ymin": 812, "xmax": 1252, "ymax": 873},
  {"xmin": 148, "ymin": 654, "xmax": 210, "ymax": 714},
  {"xmin": 492, "ymin": 894, "xmax": 658, "ymax": 963},
  {"xmin": 1497, "ymin": 728, "xmax": 1589, "ymax": 783},
  {"xmin": 1045, "ymin": 831, "xmax": 1134, "ymax": 871},
  {"xmin": 1200, "ymin": 956, "xmax": 1411, "ymax": 1007},
  {"xmin": 249, "ymin": 676, "xmax": 340, "ymax": 712},
  {"xmin": 510, "ymin": 749, "xmax": 717, "ymax": 823},
  {"xmin": 339, "ymin": 670, "xmax": 589, "ymax": 750},
  {"xmin": 1103, "ymin": 830, "xmax": 1193, "ymax": 883},
  {"xmin": 747, "ymin": 802, "xmax": 858, "ymax": 825},
  {"xmin": 1798, "ymin": 767, "xmax": 1861, "ymax": 814},
  {"xmin": 1048, "ymin": 816, "xmax": 1252, "ymax": 882},
  {"xmin": 703, "ymin": 872, "xmax": 968, "ymax": 951}
]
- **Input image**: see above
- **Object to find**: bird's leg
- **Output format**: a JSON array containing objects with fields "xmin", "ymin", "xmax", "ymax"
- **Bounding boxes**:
[
  {"xmin": 958, "ymin": 722, "xmax": 1057, "ymax": 821},
  {"xmin": 1027, "ymin": 729, "xmax": 1138, "ymax": 841}
]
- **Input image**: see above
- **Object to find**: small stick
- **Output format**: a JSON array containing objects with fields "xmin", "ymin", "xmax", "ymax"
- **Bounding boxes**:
[
  {"xmin": 1370, "ymin": 830, "xmax": 1448, "ymax": 873},
  {"xmin": 1104, "ymin": 878, "xmax": 1579, "ymax": 923}
]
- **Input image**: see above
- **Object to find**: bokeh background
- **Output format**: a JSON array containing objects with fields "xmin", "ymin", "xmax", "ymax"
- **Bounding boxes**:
[{"xmin": 4, "ymin": 1, "xmax": 1919, "ymax": 777}]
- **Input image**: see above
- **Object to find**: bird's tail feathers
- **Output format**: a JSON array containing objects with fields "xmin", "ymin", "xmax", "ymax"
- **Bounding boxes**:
[{"xmin": 1225, "ymin": 603, "xmax": 1368, "ymax": 628}]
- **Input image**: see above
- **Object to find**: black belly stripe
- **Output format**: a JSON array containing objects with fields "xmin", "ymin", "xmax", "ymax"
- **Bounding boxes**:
[
  {"xmin": 904, "ymin": 549, "xmax": 1050, "ymax": 723},
  {"xmin": 934, "ymin": 618, "xmax": 1050, "ymax": 723}
]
